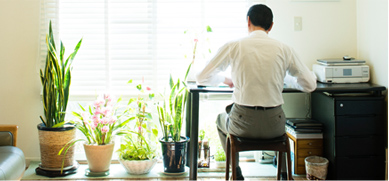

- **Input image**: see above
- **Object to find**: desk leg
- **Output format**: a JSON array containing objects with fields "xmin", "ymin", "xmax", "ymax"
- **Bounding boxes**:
[
  {"xmin": 186, "ymin": 92, "xmax": 192, "ymax": 167},
  {"xmin": 189, "ymin": 92, "xmax": 199, "ymax": 180}
]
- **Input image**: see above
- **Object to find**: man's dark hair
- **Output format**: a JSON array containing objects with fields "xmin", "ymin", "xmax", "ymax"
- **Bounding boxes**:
[{"xmin": 247, "ymin": 4, "xmax": 273, "ymax": 31}]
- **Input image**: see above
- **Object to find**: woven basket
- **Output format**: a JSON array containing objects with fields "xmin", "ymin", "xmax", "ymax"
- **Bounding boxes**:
[{"xmin": 38, "ymin": 124, "xmax": 76, "ymax": 169}]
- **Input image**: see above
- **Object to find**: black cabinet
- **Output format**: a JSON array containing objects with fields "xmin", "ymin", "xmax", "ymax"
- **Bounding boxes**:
[{"xmin": 312, "ymin": 92, "xmax": 387, "ymax": 180}]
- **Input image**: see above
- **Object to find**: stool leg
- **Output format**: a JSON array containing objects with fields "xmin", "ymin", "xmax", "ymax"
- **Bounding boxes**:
[
  {"xmin": 231, "ymin": 144, "xmax": 237, "ymax": 180},
  {"xmin": 276, "ymin": 151, "xmax": 282, "ymax": 180},
  {"xmin": 225, "ymin": 136, "xmax": 231, "ymax": 180},
  {"xmin": 286, "ymin": 140, "xmax": 294, "ymax": 180}
]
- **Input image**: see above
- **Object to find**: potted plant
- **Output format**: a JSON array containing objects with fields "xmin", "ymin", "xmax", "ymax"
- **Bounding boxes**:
[
  {"xmin": 36, "ymin": 20, "xmax": 82, "ymax": 176},
  {"xmin": 156, "ymin": 26, "xmax": 213, "ymax": 173},
  {"xmin": 198, "ymin": 129, "xmax": 210, "ymax": 168},
  {"xmin": 157, "ymin": 70, "xmax": 191, "ymax": 173},
  {"xmin": 116, "ymin": 80, "xmax": 159, "ymax": 175},
  {"xmin": 59, "ymin": 94, "xmax": 131, "ymax": 176},
  {"xmin": 214, "ymin": 145, "xmax": 226, "ymax": 168}
]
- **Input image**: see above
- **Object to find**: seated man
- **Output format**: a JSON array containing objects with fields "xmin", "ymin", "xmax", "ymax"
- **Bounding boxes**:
[{"xmin": 196, "ymin": 4, "xmax": 316, "ymax": 180}]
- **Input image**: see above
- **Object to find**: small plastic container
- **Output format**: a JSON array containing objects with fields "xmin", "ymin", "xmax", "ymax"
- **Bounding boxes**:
[{"xmin": 305, "ymin": 156, "xmax": 329, "ymax": 180}]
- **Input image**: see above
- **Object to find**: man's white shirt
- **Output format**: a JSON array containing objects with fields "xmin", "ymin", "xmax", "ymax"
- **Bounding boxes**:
[{"xmin": 196, "ymin": 30, "xmax": 317, "ymax": 107}]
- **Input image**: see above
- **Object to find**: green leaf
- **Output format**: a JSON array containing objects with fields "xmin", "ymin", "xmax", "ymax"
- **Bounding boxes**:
[
  {"xmin": 206, "ymin": 25, "xmax": 212, "ymax": 32},
  {"xmin": 145, "ymin": 112, "xmax": 152, "ymax": 120},
  {"xmin": 127, "ymin": 79, "xmax": 133, "ymax": 84},
  {"xmin": 52, "ymin": 122, "xmax": 66, "ymax": 128},
  {"xmin": 128, "ymin": 98, "xmax": 136, "ymax": 105},
  {"xmin": 184, "ymin": 63, "xmax": 192, "ymax": 81},
  {"xmin": 60, "ymin": 41, "xmax": 65, "ymax": 69},
  {"xmin": 152, "ymin": 128, "xmax": 158, "ymax": 138},
  {"xmin": 64, "ymin": 38, "xmax": 83, "ymax": 69},
  {"xmin": 136, "ymin": 84, "xmax": 142, "ymax": 91}
]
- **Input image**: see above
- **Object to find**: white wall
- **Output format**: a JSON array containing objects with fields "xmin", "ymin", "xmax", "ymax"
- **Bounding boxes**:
[
  {"xmin": 1, "ymin": 0, "xmax": 386, "ymax": 161},
  {"xmin": 267, "ymin": 0, "xmax": 357, "ymax": 68},
  {"xmin": 0, "ymin": 0, "xmax": 42, "ymax": 160},
  {"xmin": 356, "ymin": 0, "xmax": 388, "ymax": 88}
]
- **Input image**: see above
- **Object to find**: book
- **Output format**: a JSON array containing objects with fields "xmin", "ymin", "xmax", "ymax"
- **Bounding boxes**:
[
  {"xmin": 290, "ymin": 125, "xmax": 322, "ymax": 129},
  {"xmin": 286, "ymin": 118, "xmax": 323, "ymax": 127},
  {"xmin": 293, "ymin": 128, "xmax": 322, "ymax": 133},
  {"xmin": 285, "ymin": 124, "xmax": 323, "ymax": 139}
]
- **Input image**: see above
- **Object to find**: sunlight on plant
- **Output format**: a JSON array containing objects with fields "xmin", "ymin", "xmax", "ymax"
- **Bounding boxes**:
[
  {"xmin": 116, "ymin": 79, "xmax": 159, "ymax": 161},
  {"xmin": 40, "ymin": 20, "xmax": 82, "ymax": 128}
]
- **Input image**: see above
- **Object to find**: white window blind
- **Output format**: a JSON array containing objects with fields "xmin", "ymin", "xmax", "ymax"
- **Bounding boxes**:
[{"xmin": 39, "ymin": 0, "xmax": 266, "ymax": 98}]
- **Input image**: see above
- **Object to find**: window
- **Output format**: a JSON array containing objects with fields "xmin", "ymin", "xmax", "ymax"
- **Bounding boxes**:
[{"xmin": 40, "ymin": 0, "xmax": 265, "ymax": 98}]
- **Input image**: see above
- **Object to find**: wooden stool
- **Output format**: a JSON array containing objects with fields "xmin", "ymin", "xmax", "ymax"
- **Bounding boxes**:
[{"xmin": 225, "ymin": 133, "xmax": 293, "ymax": 180}]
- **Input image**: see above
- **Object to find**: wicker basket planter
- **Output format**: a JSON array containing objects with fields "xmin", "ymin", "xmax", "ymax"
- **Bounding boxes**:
[{"xmin": 37, "ymin": 123, "xmax": 76, "ymax": 170}]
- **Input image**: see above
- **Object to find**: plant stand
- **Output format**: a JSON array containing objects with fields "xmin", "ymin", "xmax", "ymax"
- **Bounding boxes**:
[{"xmin": 35, "ymin": 162, "xmax": 78, "ymax": 177}]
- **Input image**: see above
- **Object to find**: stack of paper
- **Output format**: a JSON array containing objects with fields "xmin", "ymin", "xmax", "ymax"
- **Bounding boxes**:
[{"xmin": 285, "ymin": 118, "xmax": 323, "ymax": 139}]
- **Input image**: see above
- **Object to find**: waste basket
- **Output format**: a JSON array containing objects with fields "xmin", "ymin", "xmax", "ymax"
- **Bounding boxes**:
[{"xmin": 305, "ymin": 156, "xmax": 329, "ymax": 180}]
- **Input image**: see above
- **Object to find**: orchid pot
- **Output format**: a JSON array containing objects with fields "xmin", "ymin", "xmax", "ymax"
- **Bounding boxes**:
[{"xmin": 83, "ymin": 142, "xmax": 115, "ymax": 173}]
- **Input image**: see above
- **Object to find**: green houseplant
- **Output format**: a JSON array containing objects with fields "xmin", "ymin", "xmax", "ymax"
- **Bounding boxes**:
[
  {"xmin": 59, "ymin": 94, "xmax": 132, "ymax": 175},
  {"xmin": 36, "ymin": 21, "xmax": 82, "ymax": 176},
  {"xmin": 157, "ymin": 72, "xmax": 190, "ymax": 173},
  {"xmin": 214, "ymin": 145, "xmax": 226, "ymax": 168},
  {"xmin": 156, "ymin": 26, "xmax": 212, "ymax": 173},
  {"xmin": 116, "ymin": 80, "xmax": 159, "ymax": 175}
]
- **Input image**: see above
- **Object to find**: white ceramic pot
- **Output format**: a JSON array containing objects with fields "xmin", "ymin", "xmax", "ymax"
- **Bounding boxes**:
[
  {"xmin": 119, "ymin": 158, "xmax": 158, "ymax": 175},
  {"xmin": 83, "ymin": 143, "xmax": 114, "ymax": 172},
  {"xmin": 215, "ymin": 161, "xmax": 226, "ymax": 168}
]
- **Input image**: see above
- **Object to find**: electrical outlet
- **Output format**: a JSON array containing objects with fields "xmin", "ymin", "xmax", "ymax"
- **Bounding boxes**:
[{"xmin": 294, "ymin": 16, "xmax": 302, "ymax": 31}]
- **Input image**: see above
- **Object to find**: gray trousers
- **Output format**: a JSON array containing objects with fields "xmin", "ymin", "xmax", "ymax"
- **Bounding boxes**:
[{"xmin": 216, "ymin": 103, "xmax": 286, "ymax": 168}]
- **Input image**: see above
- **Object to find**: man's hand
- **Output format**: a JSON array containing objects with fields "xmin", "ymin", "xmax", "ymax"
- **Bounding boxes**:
[{"xmin": 224, "ymin": 77, "xmax": 234, "ymax": 88}]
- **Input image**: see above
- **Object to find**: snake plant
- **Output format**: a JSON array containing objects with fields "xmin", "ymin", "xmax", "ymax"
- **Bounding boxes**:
[
  {"xmin": 157, "ymin": 63, "xmax": 191, "ymax": 142},
  {"xmin": 39, "ymin": 21, "xmax": 82, "ymax": 128}
]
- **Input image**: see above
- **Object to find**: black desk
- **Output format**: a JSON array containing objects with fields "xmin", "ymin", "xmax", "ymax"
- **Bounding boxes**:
[{"xmin": 185, "ymin": 82, "xmax": 386, "ymax": 180}]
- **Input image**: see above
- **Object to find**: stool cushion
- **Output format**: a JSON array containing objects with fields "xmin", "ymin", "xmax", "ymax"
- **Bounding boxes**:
[{"xmin": 235, "ymin": 135, "xmax": 287, "ymax": 144}]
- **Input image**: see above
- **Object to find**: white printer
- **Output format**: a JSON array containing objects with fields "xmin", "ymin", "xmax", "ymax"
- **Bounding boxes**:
[{"xmin": 313, "ymin": 58, "xmax": 370, "ymax": 83}]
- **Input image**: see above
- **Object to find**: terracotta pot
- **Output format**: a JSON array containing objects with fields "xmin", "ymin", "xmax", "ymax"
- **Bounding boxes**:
[
  {"xmin": 37, "ymin": 123, "xmax": 76, "ymax": 169},
  {"xmin": 119, "ymin": 158, "xmax": 158, "ymax": 175},
  {"xmin": 83, "ymin": 143, "xmax": 114, "ymax": 172}
]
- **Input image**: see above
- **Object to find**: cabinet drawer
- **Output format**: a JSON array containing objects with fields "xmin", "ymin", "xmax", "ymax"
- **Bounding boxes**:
[
  {"xmin": 297, "ymin": 157, "xmax": 310, "ymax": 166},
  {"xmin": 295, "ymin": 166, "xmax": 306, "ymax": 175},
  {"xmin": 335, "ymin": 156, "xmax": 386, "ymax": 180},
  {"xmin": 335, "ymin": 100, "xmax": 384, "ymax": 116},
  {"xmin": 297, "ymin": 148, "xmax": 323, "ymax": 157},
  {"xmin": 297, "ymin": 139, "xmax": 323, "ymax": 149},
  {"xmin": 297, "ymin": 154, "xmax": 324, "ymax": 166},
  {"xmin": 336, "ymin": 136, "xmax": 385, "ymax": 156},
  {"xmin": 336, "ymin": 115, "xmax": 385, "ymax": 136}
]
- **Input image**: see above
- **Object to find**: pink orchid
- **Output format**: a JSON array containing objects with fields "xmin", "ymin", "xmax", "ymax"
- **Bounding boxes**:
[
  {"xmin": 146, "ymin": 87, "xmax": 151, "ymax": 91},
  {"xmin": 109, "ymin": 116, "xmax": 117, "ymax": 124},
  {"xmin": 104, "ymin": 94, "xmax": 113, "ymax": 104},
  {"xmin": 101, "ymin": 117, "xmax": 110, "ymax": 124},
  {"xmin": 101, "ymin": 126, "xmax": 109, "ymax": 133},
  {"xmin": 94, "ymin": 108, "xmax": 102, "ymax": 115},
  {"xmin": 93, "ymin": 98, "xmax": 105, "ymax": 108},
  {"xmin": 81, "ymin": 112, "xmax": 89, "ymax": 121},
  {"xmin": 91, "ymin": 122, "xmax": 98, "ymax": 130},
  {"xmin": 101, "ymin": 106, "xmax": 112, "ymax": 116},
  {"xmin": 92, "ymin": 115, "xmax": 100, "ymax": 124}
]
